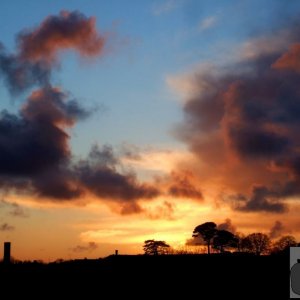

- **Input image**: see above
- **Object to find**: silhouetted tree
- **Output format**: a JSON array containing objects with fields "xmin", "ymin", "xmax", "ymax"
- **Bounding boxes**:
[
  {"xmin": 143, "ymin": 239, "xmax": 170, "ymax": 255},
  {"xmin": 193, "ymin": 222, "xmax": 217, "ymax": 254},
  {"xmin": 213, "ymin": 230, "xmax": 238, "ymax": 253},
  {"xmin": 234, "ymin": 233, "xmax": 246, "ymax": 252},
  {"xmin": 240, "ymin": 235, "xmax": 254, "ymax": 253},
  {"xmin": 272, "ymin": 235, "xmax": 297, "ymax": 253},
  {"xmin": 242, "ymin": 233, "xmax": 271, "ymax": 255}
]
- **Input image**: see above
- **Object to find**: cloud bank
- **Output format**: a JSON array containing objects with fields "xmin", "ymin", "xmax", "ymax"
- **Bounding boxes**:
[
  {"xmin": 0, "ymin": 11, "xmax": 161, "ymax": 213},
  {"xmin": 172, "ymin": 18, "xmax": 300, "ymax": 213}
]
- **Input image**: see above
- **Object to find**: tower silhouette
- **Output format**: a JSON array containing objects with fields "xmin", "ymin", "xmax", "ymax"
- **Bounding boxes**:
[{"xmin": 3, "ymin": 242, "xmax": 11, "ymax": 264}]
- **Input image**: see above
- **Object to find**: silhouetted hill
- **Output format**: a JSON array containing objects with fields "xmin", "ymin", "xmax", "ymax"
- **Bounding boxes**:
[{"xmin": 0, "ymin": 253, "xmax": 290, "ymax": 298}]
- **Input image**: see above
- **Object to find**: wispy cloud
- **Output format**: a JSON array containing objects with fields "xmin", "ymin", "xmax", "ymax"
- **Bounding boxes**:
[
  {"xmin": 146, "ymin": 201, "xmax": 176, "ymax": 220},
  {"xmin": 0, "ymin": 199, "xmax": 29, "ymax": 218},
  {"xmin": 198, "ymin": 16, "xmax": 217, "ymax": 32},
  {"xmin": 166, "ymin": 63, "xmax": 217, "ymax": 100},
  {"xmin": 70, "ymin": 242, "xmax": 98, "ymax": 253},
  {"xmin": 0, "ymin": 223, "xmax": 15, "ymax": 231},
  {"xmin": 269, "ymin": 221, "xmax": 288, "ymax": 239},
  {"xmin": 153, "ymin": 0, "xmax": 182, "ymax": 16},
  {"xmin": 121, "ymin": 147, "xmax": 191, "ymax": 175}
]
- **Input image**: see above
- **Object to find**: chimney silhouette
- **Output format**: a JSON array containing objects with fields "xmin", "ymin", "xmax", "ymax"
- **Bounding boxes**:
[
  {"xmin": 115, "ymin": 249, "xmax": 118, "ymax": 256},
  {"xmin": 3, "ymin": 242, "xmax": 11, "ymax": 264}
]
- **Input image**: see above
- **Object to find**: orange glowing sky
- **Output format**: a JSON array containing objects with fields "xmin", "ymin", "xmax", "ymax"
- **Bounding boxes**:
[{"xmin": 1, "ymin": 1, "xmax": 300, "ymax": 261}]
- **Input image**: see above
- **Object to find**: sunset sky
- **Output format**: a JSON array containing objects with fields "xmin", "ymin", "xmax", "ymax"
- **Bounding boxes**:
[{"xmin": 1, "ymin": 0, "xmax": 300, "ymax": 261}]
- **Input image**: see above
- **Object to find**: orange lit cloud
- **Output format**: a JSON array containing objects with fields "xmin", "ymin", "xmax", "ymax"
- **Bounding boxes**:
[
  {"xmin": 0, "ymin": 11, "xmax": 108, "ymax": 96},
  {"xmin": 18, "ymin": 10, "xmax": 105, "ymax": 64},
  {"xmin": 71, "ymin": 241, "xmax": 98, "ymax": 253},
  {"xmin": 169, "ymin": 19, "xmax": 300, "ymax": 215},
  {"xmin": 164, "ymin": 171, "xmax": 203, "ymax": 201},
  {"xmin": 272, "ymin": 43, "xmax": 300, "ymax": 72}
]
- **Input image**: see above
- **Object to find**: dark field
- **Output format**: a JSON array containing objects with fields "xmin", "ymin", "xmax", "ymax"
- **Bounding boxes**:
[{"xmin": 0, "ymin": 253, "xmax": 290, "ymax": 298}]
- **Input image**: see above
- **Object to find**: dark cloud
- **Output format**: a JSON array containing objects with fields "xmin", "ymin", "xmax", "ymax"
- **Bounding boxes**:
[
  {"xmin": 168, "ymin": 172, "xmax": 203, "ymax": 200},
  {"xmin": 269, "ymin": 221, "xmax": 285, "ymax": 239},
  {"xmin": 0, "ymin": 44, "xmax": 50, "ymax": 95},
  {"xmin": 0, "ymin": 86, "xmax": 87, "ymax": 199},
  {"xmin": 23, "ymin": 87, "xmax": 90, "ymax": 125},
  {"xmin": 0, "ymin": 223, "xmax": 15, "ymax": 231},
  {"xmin": 87, "ymin": 144, "xmax": 119, "ymax": 169},
  {"xmin": 182, "ymin": 74, "xmax": 227, "ymax": 132},
  {"xmin": 146, "ymin": 201, "xmax": 175, "ymax": 220},
  {"xmin": 0, "ymin": 100, "xmax": 159, "ymax": 203},
  {"xmin": 217, "ymin": 218, "xmax": 236, "ymax": 233},
  {"xmin": 17, "ymin": 10, "xmax": 105, "ymax": 64},
  {"xmin": 0, "ymin": 11, "xmax": 160, "ymax": 213},
  {"xmin": 71, "ymin": 242, "xmax": 98, "ymax": 253},
  {"xmin": 0, "ymin": 109, "xmax": 67, "ymax": 176},
  {"xmin": 119, "ymin": 202, "xmax": 144, "ymax": 215},
  {"xmin": 77, "ymin": 145, "xmax": 160, "ymax": 202},
  {"xmin": 176, "ymin": 19, "xmax": 300, "ymax": 213},
  {"xmin": 227, "ymin": 126, "xmax": 291, "ymax": 159},
  {"xmin": 0, "ymin": 11, "xmax": 105, "ymax": 95},
  {"xmin": 185, "ymin": 235, "xmax": 205, "ymax": 246},
  {"xmin": 32, "ymin": 167, "xmax": 83, "ymax": 200},
  {"xmin": 232, "ymin": 186, "xmax": 288, "ymax": 213},
  {"xmin": 0, "ymin": 101, "xmax": 159, "ymax": 203}
]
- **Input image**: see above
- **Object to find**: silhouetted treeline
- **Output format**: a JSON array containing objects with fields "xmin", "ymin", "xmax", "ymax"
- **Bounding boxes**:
[
  {"xmin": 0, "ymin": 253, "xmax": 290, "ymax": 298},
  {"xmin": 0, "ymin": 220, "xmax": 295, "ymax": 298},
  {"xmin": 191, "ymin": 221, "xmax": 298, "ymax": 255},
  {"xmin": 142, "ymin": 221, "xmax": 298, "ymax": 256}
]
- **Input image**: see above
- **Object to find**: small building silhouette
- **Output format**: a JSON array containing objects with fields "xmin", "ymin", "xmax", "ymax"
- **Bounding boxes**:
[{"xmin": 3, "ymin": 242, "xmax": 11, "ymax": 264}]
